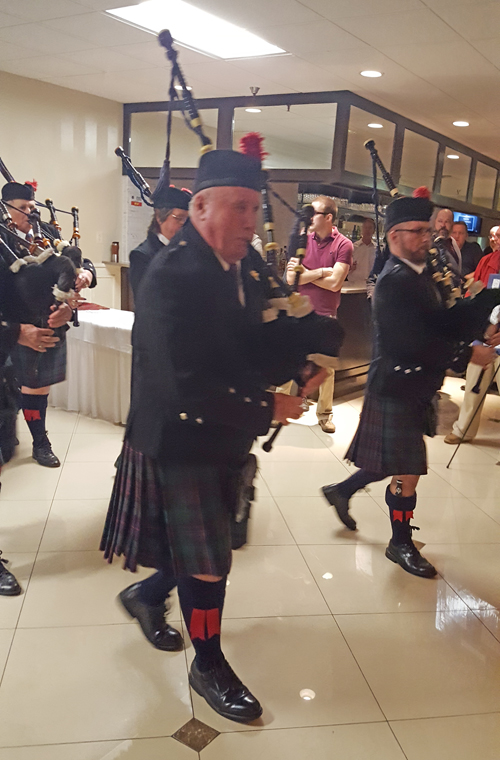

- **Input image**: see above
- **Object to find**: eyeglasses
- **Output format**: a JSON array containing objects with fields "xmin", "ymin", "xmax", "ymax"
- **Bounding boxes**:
[
  {"xmin": 392, "ymin": 228, "xmax": 432, "ymax": 238},
  {"xmin": 170, "ymin": 214, "xmax": 188, "ymax": 223},
  {"xmin": 314, "ymin": 211, "xmax": 328, "ymax": 216}
]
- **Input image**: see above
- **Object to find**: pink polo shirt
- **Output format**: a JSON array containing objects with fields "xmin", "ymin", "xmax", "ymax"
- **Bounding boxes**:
[{"xmin": 299, "ymin": 228, "xmax": 353, "ymax": 316}]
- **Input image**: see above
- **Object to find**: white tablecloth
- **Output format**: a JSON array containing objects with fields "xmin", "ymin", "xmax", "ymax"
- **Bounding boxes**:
[{"xmin": 49, "ymin": 309, "xmax": 134, "ymax": 424}]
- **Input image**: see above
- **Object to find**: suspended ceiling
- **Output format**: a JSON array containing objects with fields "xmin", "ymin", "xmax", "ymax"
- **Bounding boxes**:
[{"xmin": 0, "ymin": 0, "xmax": 499, "ymax": 161}]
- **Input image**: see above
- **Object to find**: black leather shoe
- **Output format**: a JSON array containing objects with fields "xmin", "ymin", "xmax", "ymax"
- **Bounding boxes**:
[
  {"xmin": 0, "ymin": 553, "xmax": 22, "ymax": 596},
  {"xmin": 189, "ymin": 657, "xmax": 263, "ymax": 724},
  {"xmin": 321, "ymin": 484, "xmax": 357, "ymax": 531},
  {"xmin": 32, "ymin": 439, "xmax": 60, "ymax": 468},
  {"xmin": 385, "ymin": 540, "xmax": 437, "ymax": 578},
  {"xmin": 119, "ymin": 583, "xmax": 183, "ymax": 651}
]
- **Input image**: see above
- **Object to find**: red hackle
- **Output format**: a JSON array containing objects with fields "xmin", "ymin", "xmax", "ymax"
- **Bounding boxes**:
[
  {"xmin": 25, "ymin": 180, "xmax": 38, "ymax": 191},
  {"xmin": 412, "ymin": 186, "xmax": 431, "ymax": 199},
  {"xmin": 239, "ymin": 132, "xmax": 268, "ymax": 162}
]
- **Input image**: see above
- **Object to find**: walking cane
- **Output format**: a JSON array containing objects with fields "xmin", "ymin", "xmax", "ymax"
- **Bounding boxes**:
[{"xmin": 446, "ymin": 359, "xmax": 500, "ymax": 468}]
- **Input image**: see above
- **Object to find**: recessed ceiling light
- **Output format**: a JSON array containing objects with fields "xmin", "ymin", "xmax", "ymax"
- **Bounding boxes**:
[
  {"xmin": 447, "ymin": 154, "xmax": 460, "ymax": 159},
  {"xmin": 245, "ymin": 108, "xmax": 261, "ymax": 113},
  {"xmin": 322, "ymin": 572, "xmax": 333, "ymax": 580},
  {"xmin": 299, "ymin": 689, "xmax": 316, "ymax": 701},
  {"xmin": 174, "ymin": 84, "xmax": 192, "ymax": 91},
  {"xmin": 453, "ymin": 121, "xmax": 469, "ymax": 127},
  {"xmin": 367, "ymin": 123, "xmax": 383, "ymax": 129},
  {"xmin": 107, "ymin": 0, "xmax": 286, "ymax": 59},
  {"xmin": 361, "ymin": 70, "xmax": 382, "ymax": 78}
]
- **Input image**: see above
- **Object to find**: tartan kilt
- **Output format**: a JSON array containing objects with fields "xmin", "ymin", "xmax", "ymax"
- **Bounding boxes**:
[
  {"xmin": 12, "ymin": 334, "xmax": 67, "ymax": 388},
  {"xmin": 100, "ymin": 440, "xmax": 236, "ymax": 577},
  {"xmin": 345, "ymin": 391, "xmax": 430, "ymax": 476}
]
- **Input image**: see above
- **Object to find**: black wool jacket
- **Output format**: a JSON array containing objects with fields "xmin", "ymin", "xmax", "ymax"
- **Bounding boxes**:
[{"xmin": 129, "ymin": 231, "xmax": 166, "ymax": 301}]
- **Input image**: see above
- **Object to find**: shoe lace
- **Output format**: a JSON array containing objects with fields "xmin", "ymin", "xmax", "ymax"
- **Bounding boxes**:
[
  {"xmin": 410, "ymin": 524, "xmax": 420, "ymax": 533},
  {"xmin": 0, "ymin": 551, "xmax": 8, "ymax": 566}
]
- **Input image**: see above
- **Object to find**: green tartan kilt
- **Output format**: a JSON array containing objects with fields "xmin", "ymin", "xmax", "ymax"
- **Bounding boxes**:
[
  {"xmin": 101, "ymin": 441, "xmax": 239, "ymax": 577},
  {"xmin": 11, "ymin": 333, "xmax": 67, "ymax": 388}
]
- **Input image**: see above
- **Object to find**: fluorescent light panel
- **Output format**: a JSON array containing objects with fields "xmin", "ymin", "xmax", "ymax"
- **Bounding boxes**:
[{"xmin": 107, "ymin": 0, "xmax": 285, "ymax": 59}]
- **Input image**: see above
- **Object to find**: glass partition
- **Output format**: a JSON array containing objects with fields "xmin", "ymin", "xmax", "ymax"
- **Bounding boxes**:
[
  {"xmin": 399, "ymin": 130, "xmax": 438, "ymax": 190},
  {"xmin": 472, "ymin": 161, "xmax": 497, "ymax": 208},
  {"xmin": 233, "ymin": 103, "xmax": 337, "ymax": 169},
  {"xmin": 345, "ymin": 106, "xmax": 395, "ymax": 179},
  {"xmin": 440, "ymin": 149, "xmax": 471, "ymax": 202},
  {"xmin": 130, "ymin": 110, "xmax": 217, "ymax": 167}
]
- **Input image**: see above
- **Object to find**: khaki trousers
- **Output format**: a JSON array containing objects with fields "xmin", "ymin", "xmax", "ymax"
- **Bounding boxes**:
[
  {"xmin": 276, "ymin": 367, "xmax": 335, "ymax": 421},
  {"xmin": 452, "ymin": 357, "xmax": 500, "ymax": 440}
]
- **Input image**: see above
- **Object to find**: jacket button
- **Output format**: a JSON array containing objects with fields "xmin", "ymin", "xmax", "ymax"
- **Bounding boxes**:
[
  {"xmin": 228, "ymin": 387, "xmax": 236, "ymax": 394},
  {"xmin": 244, "ymin": 397, "xmax": 251, "ymax": 403},
  {"xmin": 196, "ymin": 417, "xmax": 203, "ymax": 424},
  {"xmin": 415, "ymin": 366, "xmax": 422, "ymax": 371},
  {"xmin": 261, "ymin": 401, "xmax": 268, "ymax": 407},
  {"xmin": 179, "ymin": 412, "xmax": 188, "ymax": 420},
  {"xmin": 404, "ymin": 369, "xmax": 411, "ymax": 374},
  {"xmin": 394, "ymin": 366, "xmax": 401, "ymax": 371}
]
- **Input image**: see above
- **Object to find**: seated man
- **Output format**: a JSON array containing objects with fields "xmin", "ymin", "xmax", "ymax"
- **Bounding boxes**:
[{"xmin": 451, "ymin": 220, "xmax": 484, "ymax": 277}]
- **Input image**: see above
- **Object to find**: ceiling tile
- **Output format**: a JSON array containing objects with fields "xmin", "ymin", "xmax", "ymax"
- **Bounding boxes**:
[
  {"xmin": 0, "ymin": 11, "xmax": 26, "ymax": 27},
  {"xmin": 257, "ymin": 20, "xmax": 366, "ymax": 55},
  {"xmin": 470, "ymin": 37, "xmax": 500, "ymax": 68},
  {"xmin": 0, "ymin": 54, "xmax": 100, "ymax": 79},
  {"xmin": 180, "ymin": 59, "xmax": 294, "ymax": 95},
  {"xmin": 335, "ymin": 8, "xmax": 463, "ymax": 46},
  {"xmin": 300, "ymin": 0, "xmax": 426, "ymax": 20},
  {"xmin": 382, "ymin": 40, "xmax": 498, "ymax": 85},
  {"xmin": 0, "ymin": 40, "xmax": 39, "ymax": 61},
  {"xmin": 44, "ymin": 11, "xmax": 155, "ymax": 46},
  {"xmin": 61, "ymin": 47, "xmax": 155, "ymax": 72},
  {"xmin": 232, "ymin": 54, "xmax": 352, "ymax": 92},
  {"xmin": 0, "ymin": 0, "xmax": 89, "ymax": 20},
  {"xmin": 73, "ymin": 0, "xmax": 142, "ymax": 8},
  {"xmin": 423, "ymin": 0, "xmax": 500, "ymax": 40},
  {"xmin": 0, "ymin": 22, "xmax": 98, "ymax": 54}
]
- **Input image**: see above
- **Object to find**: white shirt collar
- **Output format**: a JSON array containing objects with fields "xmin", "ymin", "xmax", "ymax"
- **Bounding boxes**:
[
  {"xmin": 400, "ymin": 258, "xmax": 426, "ymax": 275},
  {"xmin": 157, "ymin": 233, "xmax": 169, "ymax": 246},
  {"xmin": 212, "ymin": 249, "xmax": 230, "ymax": 272}
]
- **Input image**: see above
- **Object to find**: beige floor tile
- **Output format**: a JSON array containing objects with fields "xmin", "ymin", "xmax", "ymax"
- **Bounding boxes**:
[
  {"xmin": 0, "ymin": 625, "xmax": 192, "ymax": 746},
  {"xmin": 257, "ymin": 423, "xmax": 324, "ymax": 446},
  {"xmin": 245, "ymin": 498, "xmax": 295, "ymax": 546},
  {"xmin": 425, "ymin": 436, "xmax": 499, "ymax": 465},
  {"xmin": 55, "ymin": 461, "xmax": 115, "ymax": 500},
  {"xmin": 225, "ymin": 545, "xmax": 329, "ymax": 618},
  {"xmin": 190, "ymin": 616, "xmax": 384, "ymax": 732},
  {"xmin": 45, "ymin": 407, "xmax": 79, "ymax": 433},
  {"xmin": 75, "ymin": 415, "xmax": 125, "ymax": 434},
  {"xmin": 366, "ymin": 470, "xmax": 463, "ymax": 499},
  {"xmin": 373, "ymin": 496, "xmax": 500, "ymax": 544},
  {"xmin": 0, "ymin": 629, "xmax": 14, "ymax": 675},
  {"xmin": 390, "ymin": 713, "xmax": 500, "ymax": 760},
  {"xmin": 255, "ymin": 472, "xmax": 272, "ymax": 500},
  {"xmin": 17, "ymin": 551, "xmax": 181, "ymax": 628},
  {"xmin": 475, "ymin": 609, "xmax": 500, "ymax": 642},
  {"xmin": 66, "ymin": 433, "xmax": 124, "ymax": 463},
  {"xmin": 0, "ymin": 738, "xmax": 196, "ymax": 760},
  {"xmin": 201, "ymin": 723, "xmax": 405, "ymax": 759},
  {"xmin": 424, "ymin": 544, "xmax": 500, "ymax": 610},
  {"xmin": 0, "ymin": 461, "xmax": 61, "ymax": 500},
  {"xmin": 0, "ymin": 554, "xmax": 36, "ymax": 629},
  {"xmin": 276, "ymin": 495, "xmax": 388, "ymax": 546},
  {"xmin": 11, "ymin": 433, "xmax": 72, "ymax": 464},
  {"xmin": 39, "ymin": 499, "xmax": 109, "ymax": 552},
  {"xmin": 337, "ymin": 610, "xmax": 500, "ymax": 720},
  {"xmin": 301, "ymin": 544, "xmax": 467, "ymax": 615},
  {"xmin": 256, "ymin": 439, "xmax": 335, "ymax": 462},
  {"xmin": 0, "ymin": 501, "xmax": 52, "ymax": 552},
  {"xmin": 470, "ymin": 497, "xmax": 500, "ymax": 524},
  {"xmin": 259, "ymin": 460, "xmax": 350, "ymax": 497},
  {"xmin": 431, "ymin": 463, "xmax": 500, "ymax": 499}
]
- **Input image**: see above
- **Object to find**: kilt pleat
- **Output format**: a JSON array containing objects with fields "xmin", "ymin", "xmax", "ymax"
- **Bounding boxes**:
[
  {"xmin": 12, "ymin": 336, "xmax": 67, "ymax": 388},
  {"xmin": 345, "ymin": 392, "xmax": 428, "ymax": 476},
  {"xmin": 100, "ymin": 440, "xmax": 234, "ymax": 577}
]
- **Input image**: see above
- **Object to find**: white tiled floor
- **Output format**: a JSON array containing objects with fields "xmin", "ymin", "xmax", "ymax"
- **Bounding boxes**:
[{"xmin": 0, "ymin": 377, "xmax": 499, "ymax": 758}]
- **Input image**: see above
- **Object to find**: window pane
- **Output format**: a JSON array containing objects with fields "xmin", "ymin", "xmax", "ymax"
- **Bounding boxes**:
[
  {"xmin": 130, "ymin": 110, "xmax": 217, "ymax": 167},
  {"xmin": 233, "ymin": 103, "xmax": 337, "ymax": 169},
  {"xmin": 440, "ymin": 149, "xmax": 471, "ymax": 201},
  {"xmin": 472, "ymin": 162, "xmax": 497, "ymax": 208},
  {"xmin": 400, "ymin": 130, "xmax": 437, "ymax": 190},
  {"xmin": 345, "ymin": 106, "xmax": 395, "ymax": 180}
]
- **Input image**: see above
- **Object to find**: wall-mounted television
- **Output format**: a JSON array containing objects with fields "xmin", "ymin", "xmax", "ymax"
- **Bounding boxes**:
[{"xmin": 453, "ymin": 212, "xmax": 482, "ymax": 235}]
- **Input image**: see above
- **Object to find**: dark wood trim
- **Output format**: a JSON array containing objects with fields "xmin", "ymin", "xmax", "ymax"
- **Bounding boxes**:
[
  {"xmin": 493, "ymin": 170, "xmax": 500, "ymax": 212},
  {"xmin": 466, "ymin": 158, "xmax": 477, "ymax": 205},
  {"xmin": 390, "ymin": 123, "xmax": 405, "ymax": 186},
  {"xmin": 331, "ymin": 101, "xmax": 350, "ymax": 183},
  {"xmin": 433, "ymin": 144, "xmax": 445, "ymax": 195},
  {"xmin": 216, "ymin": 105, "xmax": 234, "ymax": 150},
  {"xmin": 121, "ymin": 109, "xmax": 132, "ymax": 174}
]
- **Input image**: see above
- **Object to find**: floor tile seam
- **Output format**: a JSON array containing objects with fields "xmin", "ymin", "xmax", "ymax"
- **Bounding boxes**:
[
  {"xmin": 469, "ymin": 609, "xmax": 500, "ymax": 643},
  {"xmin": 426, "ymin": 465, "xmax": 473, "ymax": 498},
  {"xmin": 178, "ymin": 616, "xmax": 196, "ymax": 719},
  {"xmin": 332, "ymin": 608, "xmax": 486, "ymax": 620},
  {"xmin": 255, "ymin": 474, "xmax": 301, "ymax": 549},
  {"xmin": 387, "ymin": 709, "xmax": 500, "ymax": 725},
  {"xmin": 0, "ymin": 629, "xmax": 15, "ymax": 692},
  {"xmin": 294, "ymin": 543, "xmax": 389, "ymax": 721},
  {"xmin": 0, "ymin": 733, "xmax": 181, "ymax": 750},
  {"xmin": 202, "ymin": 718, "xmax": 394, "ymax": 736}
]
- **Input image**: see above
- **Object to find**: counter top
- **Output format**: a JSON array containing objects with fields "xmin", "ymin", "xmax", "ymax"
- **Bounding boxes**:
[{"xmin": 341, "ymin": 283, "xmax": 368, "ymax": 294}]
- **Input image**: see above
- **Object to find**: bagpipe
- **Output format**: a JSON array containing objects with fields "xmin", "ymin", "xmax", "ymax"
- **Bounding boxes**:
[
  {"xmin": 154, "ymin": 30, "xmax": 344, "ymax": 452},
  {"xmin": 0, "ymin": 160, "xmax": 82, "ymax": 327}
]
